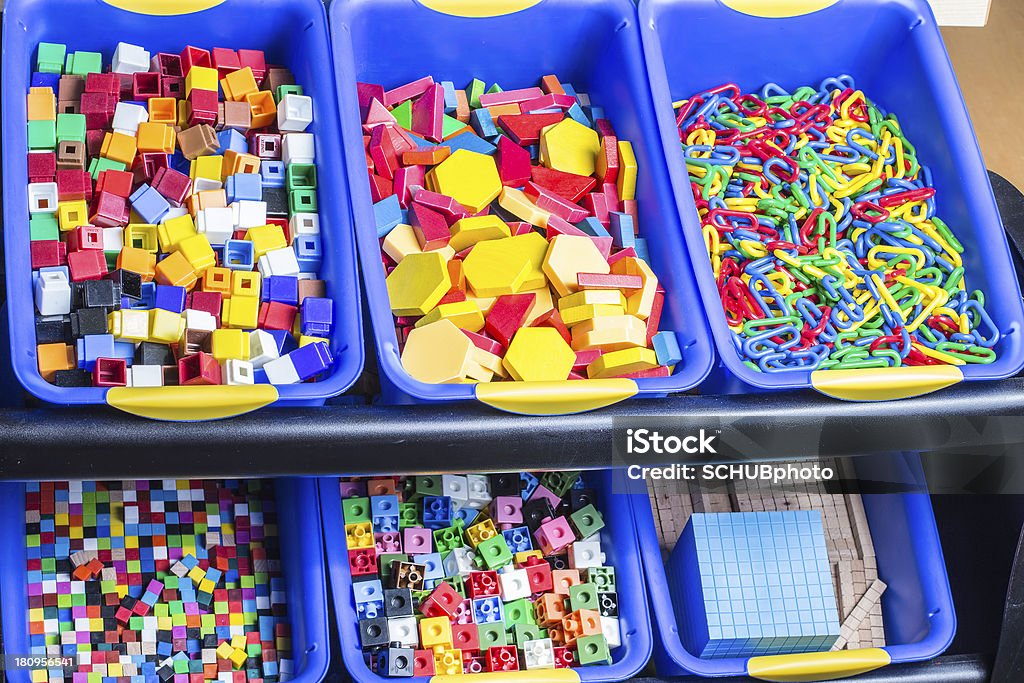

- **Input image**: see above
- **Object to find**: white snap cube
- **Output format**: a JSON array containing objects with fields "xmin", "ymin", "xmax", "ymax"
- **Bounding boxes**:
[
  {"xmin": 465, "ymin": 474, "xmax": 492, "ymax": 509},
  {"xmin": 193, "ymin": 176, "xmax": 223, "ymax": 193},
  {"xmin": 34, "ymin": 268, "xmax": 71, "ymax": 315},
  {"xmin": 231, "ymin": 200, "xmax": 267, "ymax": 229},
  {"xmin": 183, "ymin": 309, "xmax": 217, "ymax": 332},
  {"xmin": 442, "ymin": 546, "xmax": 476, "ymax": 577},
  {"xmin": 257, "ymin": 247, "xmax": 300, "ymax": 278},
  {"xmin": 263, "ymin": 354, "xmax": 299, "ymax": 385},
  {"xmin": 289, "ymin": 212, "xmax": 320, "ymax": 237},
  {"xmin": 277, "ymin": 94, "xmax": 314, "ymax": 132},
  {"xmin": 102, "ymin": 226, "xmax": 124, "ymax": 253},
  {"xmin": 120, "ymin": 309, "xmax": 150, "ymax": 340},
  {"xmin": 112, "ymin": 102, "xmax": 149, "ymax": 135},
  {"xmin": 112, "ymin": 42, "xmax": 151, "ymax": 74},
  {"xmin": 387, "ymin": 616, "xmax": 418, "ymax": 648},
  {"xmin": 223, "ymin": 359, "xmax": 255, "ymax": 385},
  {"xmin": 523, "ymin": 638, "xmax": 555, "ymax": 669},
  {"xmin": 248, "ymin": 330, "xmax": 280, "ymax": 368},
  {"xmin": 498, "ymin": 568, "xmax": 531, "ymax": 602},
  {"xmin": 28, "ymin": 182, "xmax": 59, "ymax": 214},
  {"xmin": 196, "ymin": 207, "xmax": 235, "ymax": 246},
  {"xmin": 442, "ymin": 475, "xmax": 469, "ymax": 506},
  {"xmin": 129, "ymin": 365, "xmax": 164, "ymax": 388},
  {"xmin": 162, "ymin": 206, "xmax": 189, "ymax": 221},
  {"xmin": 282, "ymin": 132, "xmax": 315, "ymax": 165},
  {"xmin": 568, "ymin": 539, "xmax": 605, "ymax": 569},
  {"xmin": 601, "ymin": 616, "xmax": 621, "ymax": 649}
]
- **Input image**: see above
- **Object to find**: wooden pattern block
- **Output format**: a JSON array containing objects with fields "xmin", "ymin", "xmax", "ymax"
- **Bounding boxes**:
[
  {"xmin": 416, "ymin": 300, "xmax": 485, "ymax": 333},
  {"xmin": 586, "ymin": 347, "xmax": 658, "ymax": 379},
  {"xmin": 611, "ymin": 256, "xmax": 657, "ymax": 319},
  {"xmin": 502, "ymin": 327, "xmax": 575, "ymax": 382},
  {"xmin": 401, "ymin": 319, "xmax": 474, "ymax": 384},
  {"xmin": 462, "ymin": 238, "xmax": 532, "ymax": 298},
  {"xmin": 386, "ymin": 251, "xmax": 451, "ymax": 317},
  {"xmin": 570, "ymin": 314, "xmax": 647, "ymax": 352},
  {"xmin": 542, "ymin": 235, "xmax": 610, "ymax": 298},
  {"xmin": 382, "ymin": 223, "xmax": 423, "ymax": 264},
  {"xmin": 426, "ymin": 149, "xmax": 501, "ymax": 213},
  {"xmin": 498, "ymin": 186, "xmax": 551, "ymax": 227},
  {"xmin": 449, "ymin": 215, "xmax": 511, "ymax": 252},
  {"xmin": 540, "ymin": 119, "xmax": 600, "ymax": 177}
]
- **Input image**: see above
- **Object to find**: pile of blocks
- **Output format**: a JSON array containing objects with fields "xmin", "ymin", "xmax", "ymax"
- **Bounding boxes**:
[
  {"xmin": 27, "ymin": 41, "xmax": 333, "ymax": 388},
  {"xmin": 26, "ymin": 479, "xmax": 295, "ymax": 682},
  {"xmin": 343, "ymin": 472, "xmax": 621, "ymax": 676}
]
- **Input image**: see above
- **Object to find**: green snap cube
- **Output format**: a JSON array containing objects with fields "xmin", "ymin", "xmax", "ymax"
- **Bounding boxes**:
[
  {"xmin": 476, "ymin": 535, "xmax": 512, "ymax": 570},
  {"xmin": 88, "ymin": 157, "xmax": 126, "ymax": 180},
  {"xmin": 568, "ymin": 583, "xmax": 599, "ymax": 612},
  {"xmin": 56, "ymin": 113, "xmax": 86, "ymax": 144},
  {"xmin": 398, "ymin": 502, "xmax": 419, "ymax": 528},
  {"xmin": 512, "ymin": 623, "xmax": 547, "ymax": 645},
  {"xmin": 410, "ymin": 476, "xmax": 443, "ymax": 501},
  {"xmin": 36, "ymin": 42, "xmax": 67, "ymax": 74},
  {"xmin": 570, "ymin": 504, "xmax": 605, "ymax": 539},
  {"xmin": 275, "ymin": 84, "xmax": 304, "ymax": 103},
  {"xmin": 30, "ymin": 214, "xmax": 59, "ymax": 241},
  {"xmin": 286, "ymin": 164, "xmax": 317, "ymax": 191},
  {"xmin": 342, "ymin": 497, "xmax": 371, "ymax": 524},
  {"xmin": 576, "ymin": 634, "xmax": 611, "ymax": 666},
  {"xmin": 27, "ymin": 120, "xmax": 56, "ymax": 150},
  {"xmin": 288, "ymin": 188, "xmax": 317, "ymax": 214},
  {"xmin": 503, "ymin": 598, "xmax": 534, "ymax": 627},
  {"xmin": 477, "ymin": 622, "xmax": 507, "ymax": 648},
  {"xmin": 68, "ymin": 51, "xmax": 102, "ymax": 76}
]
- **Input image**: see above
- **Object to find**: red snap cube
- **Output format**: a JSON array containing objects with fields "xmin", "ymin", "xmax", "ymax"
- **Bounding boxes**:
[
  {"xmin": 257, "ymin": 301, "xmax": 297, "ymax": 332},
  {"xmin": 96, "ymin": 169, "xmax": 135, "ymax": 199},
  {"xmin": 68, "ymin": 248, "xmax": 108, "ymax": 281},
  {"xmin": 30, "ymin": 241, "xmax": 67, "ymax": 269},
  {"xmin": 93, "ymin": 358, "xmax": 127, "ymax": 387},
  {"xmin": 178, "ymin": 352, "xmax": 222, "ymax": 386},
  {"xmin": 56, "ymin": 168, "xmax": 93, "ymax": 202},
  {"xmin": 28, "ymin": 151, "xmax": 56, "ymax": 183}
]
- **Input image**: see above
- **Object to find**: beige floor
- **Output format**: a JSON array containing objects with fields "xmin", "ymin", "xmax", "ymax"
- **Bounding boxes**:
[{"xmin": 944, "ymin": 1, "xmax": 1024, "ymax": 188}]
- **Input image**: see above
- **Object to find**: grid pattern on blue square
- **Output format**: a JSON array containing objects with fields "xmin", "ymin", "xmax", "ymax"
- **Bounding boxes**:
[{"xmin": 668, "ymin": 511, "xmax": 840, "ymax": 659}]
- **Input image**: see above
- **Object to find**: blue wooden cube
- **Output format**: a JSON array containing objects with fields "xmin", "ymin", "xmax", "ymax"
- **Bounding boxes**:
[{"xmin": 669, "ymin": 511, "xmax": 839, "ymax": 659}]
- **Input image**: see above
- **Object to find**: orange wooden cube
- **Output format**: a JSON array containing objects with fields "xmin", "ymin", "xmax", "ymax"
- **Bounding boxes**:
[
  {"xmin": 246, "ymin": 91, "xmax": 277, "ymax": 128},
  {"xmin": 136, "ymin": 122, "xmax": 176, "ymax": 153},
  {"xmin": 202, "ymin": 266, "xmax": 232, "ymax": 297},
  {"xmin": 117, "ymin": 246, "xmax": 156, "ymax": 282},
  {"xmin": 154, "ymin": 251, "xmax": 198, "ymax": 290},
  {"xmin": 37, "ymin": 343, "xmax": 75, "ymax": 382}
]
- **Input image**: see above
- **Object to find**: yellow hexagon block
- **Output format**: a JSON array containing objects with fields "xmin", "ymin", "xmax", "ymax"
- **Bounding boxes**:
[
  {"xmin": 587, "ymin": 347, "xmax": 659, "ymax": 379},
  {"xmin": 426, "ymin": 149, "xmax": 502, "ymax": 213},
  {"xmin": 570, "ymin": 314, "xmax": 648, "ymax": 352},
  {"xmin": 540, "ymin": 118, "xmax": 600, "ymax": 176},
  {"xmin": 542, "ymin": 235, "xmax": 610, "ymax": 297},
  {"xmin": 462, "ymin": 238, "xmax": 531, "ymax": 297},
  {"xmin": 502, "ymin": 327, "xmax": 575, "ymax": 382},
  {"xmin": 612, "ymin": 256, "xmax": 658, "ymax": 319},
  {"xmin": 497, "ymin": 186, "xmax": 550, "ymax": 227},
  {"xmin": 415, "ymin": 300, "xmax": 486, "ymax": 332},
  {"xmin": 386, "ymin": 251, "xmax": 451, "ymax": 317},
  {"xmin": 401, "ymin": 319, "xmax": 474, "ymax": 384},
  {"xmin": 507, "ymin": 232, "xmax": 549, "ymax": 291},
  {"xmin": 449, "ymin": 215, "xmax": 511, "ymax": 252}
]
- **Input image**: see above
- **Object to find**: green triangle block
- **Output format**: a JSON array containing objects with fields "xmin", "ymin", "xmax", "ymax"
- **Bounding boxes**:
[
  {"xmin": 392, "ymin": 100, "xmax": 413, "ymax": 130},
  {"xmin": 487, "ymin": 83, "xmax": 503, "ymax": 94},
  {"xmin": 466, "ymin": 78, "xmax": 485, "ymax": 109},
  {"xmin": 442, "ymin": 115, "xmax": 465, "ymax": 138}
]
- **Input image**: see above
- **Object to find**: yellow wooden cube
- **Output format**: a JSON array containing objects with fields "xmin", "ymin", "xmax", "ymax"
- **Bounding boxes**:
[
  {"xmin": 617, "ymin": 140, "xmax": 638, "ymax": 201},
  {"xmin": 57, "ymin": 200, "xmax": 89, "ymax": 231},
  {"xmin": 136, "ymin": 122, "xmax": 176, "ymax": 154},
  {"xmin": 400, "ymin": 319, "xmax": 473, "ymax": 384},
  {"xmin": 228, "ymin": 647, "xmax": 248, "ymax": 670},
  {"xmin": 185, "ymin": 66, "xmax": 219, "ymax": 96},
  {"xmin": 221, "ymin": 67, "xmax": 258, "ymax": 102},
  {"xmin": 149, "ymin": 308, "xmax": 184, "ymax": 343},
  {"xmin": 381, "ymin": 224, "xmax": 422, "ymax": 264},
  {"xmin": 611, "ymin": 256, "xmax": 658, "ymax": 319},
  {"xmin": 211, "ymin": 329, "xmax": 250, "ymax": 361},
  {"xmin": 542, "ymin": 235, "xmax": 610, "ymax": 297},
  {"xmin": 222, "ymin": 296, "xmax": 259, "ymax": 329},
  {"xmin": 587, "ymin": 347, "xmax": 658, "ymax": 379},
  {"xmin": 426, "ymin": 149, "xmax": 501, "ymax": 213},
  {"xmin": 502, "ymin": 327, "xmax": 575, "ymax": 382},
  {"xmin": 415, "ymin": 300, "xmax": 485, "ymax": 333},
  {"xmin": 231, "ymin": 270, "xmax": 261, "ymax": 298},
  {"xmin": 177, "ymin": 234, "xmax": 216, "ymax": 274},
  {"xmin": 448, "ymin": 215, "xmax": 511, "ymax": 252},
  {"xmin": 216, "ymin": 642, "xmax": 234, "ymax": 660},
  {"xmin": 497, "ymin": 186, "xmax": 551, "ymax": 227},
  {"xmin": 570, "ymin": 314, "xmax": 647, "ymax": 352},
  {"xmin": 245, "ymin": 224, "xmax": 287, "ymax": 259},
  {"xmin": 540, "ymin": 118, "xmax": 600, "ymax": 176},
  {"xmin": 385, "ymin": 251, "xmax": 451, "ymax": 317},
  {"xmin": 101, "ymin": 131, "xmax": 137, "ymax": 166},
  {"xmin": 420, "ymin": 616, "xmax": 453, "ymax": 650}
]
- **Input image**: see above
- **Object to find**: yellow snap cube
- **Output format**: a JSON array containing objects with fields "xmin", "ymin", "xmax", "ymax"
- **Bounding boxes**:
[
  {"xmin": 136, "ymin": 122, "xmax": 176, "ymax": 154},
  {"xmin": 587, "ymin": 347, "xmax": 659, "ymax": 379},
  {"xmin": 177, "ymin": 234, "xmax": 216, "ymax": 274},
  {"xmin": 414, "ymin": 300, "xmax": 485, "ymax": 333},
  {"xmin": 185, "ymin": 66, "xmax": 219, "ymax": 96},
  {"xmin": 220, "ymin": 67, "xmax": 259, "ymax": 102},
  {"xmin": 108, "ymin": 309, "xmax": 150, "ymax": 341},
  {"xmin": 231, "ymin": 270, "xmax": 261, "ymax": 298},
  {"xmin": 400, "ymin": 319, "xmax": 473, "ymax": 384},
  {"xmin": 245, "ymin": 224, "xmax": 287, "ymax": 259},
  {"xmin": 542, "ymin": 235, "xmax": 610, "ymax": 297},
  {"xmin": 540, "ymin": 118, "xmax": 601, "ymax": 176},
  {"xmin": 154, "ymin": 251, "xmax": 198, "ymax": 290},
  {"xmin": 124, "ymin": 223, "xmax": 159, "ymax": 252},
  {"xmin": 433, "ymin": 648, "xmax": 463, "ymax": 676},
  {"xmin": 222, "ymin": 296, "xmax": 259, "ymax": 329},
  {"xmin": 385, "ymin": 251, "xmax": 451, "ymax": 317},
  {"xmin": 149, "ymin": 308, "xmax": 184, "ymax": 343},
  {"xmin": 345, "ymin": 521, "xmax": 374, "ymax": 549},
  {"xmin": 58, "ymin": 200, "xmax": 89, "ymax": 231},
  {"xmin": 198, "ymin": 578, "xmax": 215, "ymax": 593},
  {"xmin": 426, "ymin": 149, "xmax": 502, "ymax": 213},
  {"xmin": 202, "ymin": 266, "xmax": 232, "ymax": 296},
  {"xmin": 158, "ymin": 214, "xmax": 197, "ymax": 253},
  {"xmin": 502, "ymin": 327, "xmax": 575, "ymax": 382},
  {"xmin": 419, "ymin": 616, "xmax": 453, "ymax": 650},
  {"xmin": 448, "ymin": 215, "xmax": 511, "ymax": 252},
  {"xmin": 211, "ymin": 329, "xmax": 250, "ymax": 361},
  {"xmin": 466, "ymin": 519, "xmax": 497, "ymax": 547},
  {"xmin": 100, "ymin": 132, "xmax": 137, "ymax": 166},
  {"xmin": 191, "ymin": 155, "xmax": 224, "ymax": 184}
]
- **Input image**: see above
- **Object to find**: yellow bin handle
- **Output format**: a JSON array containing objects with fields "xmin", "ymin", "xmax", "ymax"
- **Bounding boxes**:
[
  {"xmin": 720, "ymin": 0, "xmax": 841, "ymax": 18},
  {"xmin": 811, "ymin": 365, "xmax": 963, "ymax": 401},
  {"xmin": 434, "ymin": 671, "xmax": 579, "ymax": 683},
  {"xmin": 107, "ymin": 385, "xmax": 279, "ymax": 421},
  {"xmin": 417, "ymin": 0, "xmax": 544, "ymax": 18},
  {"xmin": 101, "ymin": 0, "xmax": 225, "ymax": 15},
  {"xmin": 748, "ymin": 648, "xmax": 891, "ymax": 682},
  {"xmin": 476, "ymin": 379, "xmax": 637, "ymax": 415}
]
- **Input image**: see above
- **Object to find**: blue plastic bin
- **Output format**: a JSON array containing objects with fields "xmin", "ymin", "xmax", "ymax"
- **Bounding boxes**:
[
  {"xmin": 628, "ymin": 453, "xmax": 955, "ymax": 679},
  {"xmin": 329, "ymin": 0, "xmax": 714, "ymax": 416},
  {"xmin": 0, "ymin": 477, "xmax": 330, "ymax": 683},
  {"xmin": 2, "ymin": 0, "xmax": 364, "ymax": 420},
  {"xmin": 319, "ymin": 469, "xmax": 653, "ymax": 682},
  {"xmin": 638, "ymin": 0, "xmax": 1024, "ymax": 401}
]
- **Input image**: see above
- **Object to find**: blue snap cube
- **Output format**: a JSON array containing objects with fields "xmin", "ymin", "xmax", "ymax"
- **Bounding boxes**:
[
  {"xmin": 153, "ymin": 284, "xmax": 187, "ymax": 313},
  {"xmin": 294, "ymin": 234, "xmax": 323, "ymax": 273},
  {"xmin": 421, "ymin": 496, "xmax": 453, "ymax": 530},
  {"xmin": 76, "ymin": 334, "xmax": 115, "ymax": 371},
  {"xmin": 502, "ymin": 526, "xmax": 533, "ymax": 554},
  {"xmin": 453, "ymin": 506, "xmax": 477, "ymax": 527},
  {"xmin": 414, "ymin": 552, "xmax": 445, "ymax": 582},
  {"xmin": 473, "ymin": 596, "xmax": 504, "ymax": 624},
  {"xmin": 226, "ymin": 173, "xmax": 263, "ymax": 203},
  {"xmin": 217, "ymin": 128, "xmax": 249, "ymax": 155},
  {"xmin": 261, "ymin": 275, "xmax": 299, "ymax": 306},
  {"xmin": 223, "ymin": 239, "xmax": 255, "ymax": 271},
  {"xmin": 353, "ymin": 579, "xmax": 384, "ymax": 604},
  {"xmin": 669, "ymin": 511, "xmax": 840, "ymax": 659},
  {"xmin": 300, "ymin": 297, "xmax": 333, "ymax": 338},
  {"xmin": 261, "ymin": 161, "xmax": 286, "ymax": 188},
  {"xmin": 521, "ymin": 472, "xmax": 540, "ymax": 500},
  {"xmin": 288, "ymin": 341, "xmax": 332, "ymax": 381},
  {"xmin": 129, "ymin": 184, "xmax": 171, "ymax": 224}
]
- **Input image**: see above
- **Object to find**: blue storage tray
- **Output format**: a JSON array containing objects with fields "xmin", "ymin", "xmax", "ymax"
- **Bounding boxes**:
[
  {"xmin": 319, "ymin": 469, "xmax": 653, "ymax": 682},
  {"xmin": 329, "ymin": 0, "xmax": 715, "ymax": 415},
  {"xmin": 638, "ymin": 0, "xmax": 1024, "ymax": 401},
  {"xmin": 2, "ymin": 0, "xmax": 364, "ymax": 420},
  {"xmin": 629, "ymin": 453, "xmax": 956, "ymax": 679},
  {"xmin": 0, "ymin": 477, "xmax": 331, "ymax": 683}
]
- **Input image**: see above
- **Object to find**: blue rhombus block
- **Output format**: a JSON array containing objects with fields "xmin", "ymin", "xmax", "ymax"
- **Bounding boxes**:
[{"xmin": 668, "ymin": 510, "xmax": 840, "ymax": 659}]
